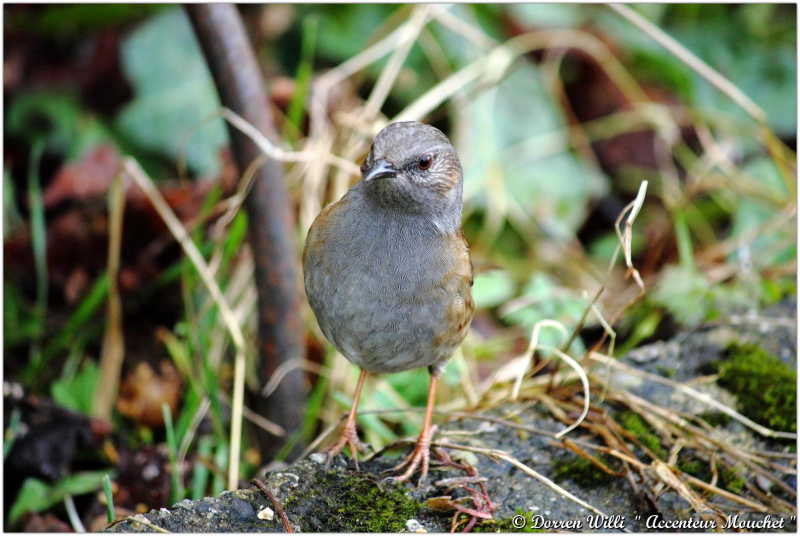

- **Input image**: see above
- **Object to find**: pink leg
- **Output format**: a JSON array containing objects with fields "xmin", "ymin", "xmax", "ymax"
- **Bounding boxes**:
[
  {"xmin": 322, "ymin": 369, "xmax": 368, "ymax": 470},
  {"xmin": 393, "ymin": 374, "xmax": 439, "ymax": 485}
]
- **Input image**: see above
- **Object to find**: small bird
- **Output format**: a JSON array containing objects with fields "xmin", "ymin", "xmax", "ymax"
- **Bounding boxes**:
[{"xmin": 303, "ymin": 121, "xmax": 474, "ymax": 484}]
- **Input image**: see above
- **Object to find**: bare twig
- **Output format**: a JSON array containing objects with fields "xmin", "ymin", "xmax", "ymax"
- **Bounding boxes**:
[{"xmin": 252, "ymin": 479, "xmax": 293, "ymax": 532}]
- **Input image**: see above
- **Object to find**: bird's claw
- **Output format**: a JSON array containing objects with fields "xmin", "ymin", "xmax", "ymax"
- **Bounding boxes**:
[
  {"xmin": 384, "ymin": 425, "xmax": 439, "ymax": 487},
  {"xmin": 322, "ymin": 420, "xmax": 367, "ymax": 471}
]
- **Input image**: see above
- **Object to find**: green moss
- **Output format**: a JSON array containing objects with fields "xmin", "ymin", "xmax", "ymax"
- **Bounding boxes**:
[
  {"xmin": 718, "ymin": 466, "xmax": 745, "ymax": 494},
  {"xmin": 698, "ymin": 410, "xmax": 732, "ymax": 428},
  {"xmin": 677, "ymin": 458, "xmax": 706, "ymax": 478},
  {"xmin": 552, "ymin": 455, "xmax": 615, "ymax": 487},
  {"xmin": 719, "ymin": 343, "xmax": 797, "ymax": 433},
  {"xmin": 618, "ymin": 410, "xmax": 667, "ymax": 459},
  {"xmin": 655, "ymin": 365, "xmax": 677, "ymax": 378},
  {"xmin": 678, "ymin": 455, "xmax": 746, "ymax": 495},
  {"xmin": 284, "ymin": 470, "xmax": 422, "ymax": 532},
  {"xmin": 475, "ymin": 509, "xmax": 544, "ymax": 532}
]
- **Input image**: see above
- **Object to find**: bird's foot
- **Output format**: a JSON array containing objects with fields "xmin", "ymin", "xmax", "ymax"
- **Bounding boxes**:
[
  {"xmin": 386, "ymin": 425, "xmax": 439, "ymax": 487},
  {"xmin": 321, "ymin": 419, "xmax": 367, "ymax": 471}
]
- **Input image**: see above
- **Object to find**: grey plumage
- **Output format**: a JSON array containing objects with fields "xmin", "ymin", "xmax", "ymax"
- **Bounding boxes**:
[
  {"xmin": 303, "ymin": 121, "xmax": 474, "ymax": 484},
  {"xmin": 303, "ymin": 121, "xmax": 474, "ymax": 377}
]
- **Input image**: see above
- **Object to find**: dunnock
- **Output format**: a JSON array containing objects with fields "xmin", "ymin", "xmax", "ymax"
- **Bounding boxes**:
[{"xmin": 303, "ymin": 121, "xmax": 474, "ymax": 484}]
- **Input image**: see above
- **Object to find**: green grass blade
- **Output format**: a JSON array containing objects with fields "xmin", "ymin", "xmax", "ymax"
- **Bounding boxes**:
[
  {"xmin": 162, "ymin": 403, "xmax": 184, "ymax": 504},
  {"xmin": 103, "ymin": 474, "xmax": 115, "ymax": 524},
  {"xmin": 285, "ymin": 15, "xmax": 319, "ymax": 144},
  {"xmin": 212, "ymin": 442, "xmax": 228, "ymax": 497},
  {"xmin": 191, "ymin": 435, "xmax": 213, "ymax": 501},
  {"xmin": 24, "ymin": 273, "xmax": 109, "ymax": 383},
  {"xmin": 673, "ymin": 209, "xmax": 695, "ymax": 272},
  {"xmin": 25, "ymin": 139, "xmax": 47, "ymax": 382},
  {"xmin": 4, "ymin": 409, "xmax": 22, "ymax": 461}
]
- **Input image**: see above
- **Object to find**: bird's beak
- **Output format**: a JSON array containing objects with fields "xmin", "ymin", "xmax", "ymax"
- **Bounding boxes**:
[{"xmin": 364, "ymin": 159, "xmax": 396, "ymax": 181}]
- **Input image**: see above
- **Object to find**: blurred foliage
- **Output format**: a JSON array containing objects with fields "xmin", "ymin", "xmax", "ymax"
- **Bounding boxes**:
[
  {"xmin": 116, "ymin": 8, "xmax": 228, "ymax": 176},
  {"xmin": 460, "ymin": 61, "xmax": 607, "ymax": 239},
  {"xmin": 7, "ymin": 91, "xmax": 113, "ymax": 159},
  {"xmin": 50, "ymin": 360, "xmax": 99, "ymax": 416},
  {"xmin": 9, "ymin": 471, "xmax": 112, "ymax": 526},
  {"xmin": 650, "ymin": 266, "xmax": 754, "ymax": 328},
  {"xmin": 5, "ymin": 4, "xmax": 167, "ymax": 37}
]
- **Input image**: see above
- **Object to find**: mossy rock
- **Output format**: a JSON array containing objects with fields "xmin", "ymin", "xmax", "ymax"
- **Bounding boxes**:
[
  {"xmin": 551, "ymin": 454, "xmax": 616, "ymax": 487},
  {"xmin": 719, "ymin": 343, "xmax": 797, "ymax": 433},
  {"xmin": 617, "ymin": 410, "xmax": 667, "ymax": 460},
  {"xmin": 284, "ymin": 470, "xmax": 422, "ymax": 532},
  {"xmin": 677, "ymin": 454, "xmax": 746, "ymax": 495}
]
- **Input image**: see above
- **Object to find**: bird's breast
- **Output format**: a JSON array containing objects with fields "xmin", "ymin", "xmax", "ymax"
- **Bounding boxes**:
[{"xmin": 303, "ymin": 199, "xmax": 474, "ymax": 373}]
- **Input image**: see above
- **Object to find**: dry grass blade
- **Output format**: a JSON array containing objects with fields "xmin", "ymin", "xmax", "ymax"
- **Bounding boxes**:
[
  {"xmin": 589, "ymin": 352, "xmax": 798, "ymax": 440},
  {"xmin": 652, "ymin": 460, "xmax": 727, "ymax": 524},
  {"xmin": 94, "ymin": 171, "xmax": 126, "ymax": 421},
  {"xmin": 539, "ymin": 346, "xmax": 590, "ymax": 439},
  {"xmin": 610, "ymin": 4, "xmax": 796, "ymax": 194},
  {"xmin": 396, "ymin": 28, "xmax": 648, "ymax": 123},
  {"xmin": 261, "ymin": 359, "xmax": 327, "ymax": 397},
  {"xmin": 122, "ymin": 158, "xmax": 247, "ymax": 491},
  {"xmin": 608, "ymin": 4, "xmax": 765, "ymax": 123},
  {"xmin": 510, "ymin": 320, "xmax": 568, "ymax": 401},
  {"xmin": 611, "ymin": 388, "xmax": 798, "ymax": 498},
  {"xmin": 615, "ymin": 180, "xmax": 647, "ymax": 291},
  {"xmin": 557, "ymin": 180, "xmax": 647, "ymax": 372},
  {"xmin": 179, "ymin": 107, "xmax": 360, "ymax": 178},
  {"xmin": 429, "ymin": 4, "xmax": 497, "ymax": 49},
  {"xmin": 362, "ymin": 4, "xmax": 434, "ymax": 123},
  {"xmin": 107, "ymin": 516, "xmax": 171, "ymax": 533}
]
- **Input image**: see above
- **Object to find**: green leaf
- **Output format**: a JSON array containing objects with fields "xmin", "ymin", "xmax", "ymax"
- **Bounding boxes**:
[
  {"xmin": 9, "ymin": 471, "xmax": 111, "ymax": 525},
  {"xmin": 650, "ymin": 266, "xmax": 754, "ymax": 328},
  {"xmin": 729, "ymin": 156, "xmax": 793, "ymax": 266},
  {"xmin": 116, "ymin": 8, "xmax": 228, "ymax": 175},
  {"xmin": 507, "ymin": 4, "xmax": 588, "ymax": 28},
  {"xmin": 6, "ymin": 91, "xmax": 113, "ymax": 159},
  {"xmin": 9, "ymin": 479, "xmax": 50, "ymax": 525},
  {"xmin": 460, "ymin": 62, "xmax": 608, "ymax": 237},
  {"xmin": 4, "ymin": 409, "xmax": 22, "ymax": 461},
  {"xmin": 51, "ymin": 360, "xmax": 99, "ymax": 415}
]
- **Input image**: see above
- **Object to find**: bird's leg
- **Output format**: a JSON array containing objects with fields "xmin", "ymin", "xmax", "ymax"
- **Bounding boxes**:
[
  {"xmin": 392, "ymin": 373, "xmax": 439, "ymax": 486},
  {"xmin": 322, "ymin": 369, "xmax": 368, "ymax": 470}
]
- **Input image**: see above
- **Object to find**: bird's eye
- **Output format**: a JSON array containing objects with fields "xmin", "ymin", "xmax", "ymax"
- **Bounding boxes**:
[{"xmin": 417, "ymin": 155, "xmax": 433, "ymax": 170}]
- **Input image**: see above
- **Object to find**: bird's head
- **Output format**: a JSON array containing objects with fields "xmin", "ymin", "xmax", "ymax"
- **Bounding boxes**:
[{"xmin": 360, "ymin": 121, "xmax": 464, "ymax": 227}]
